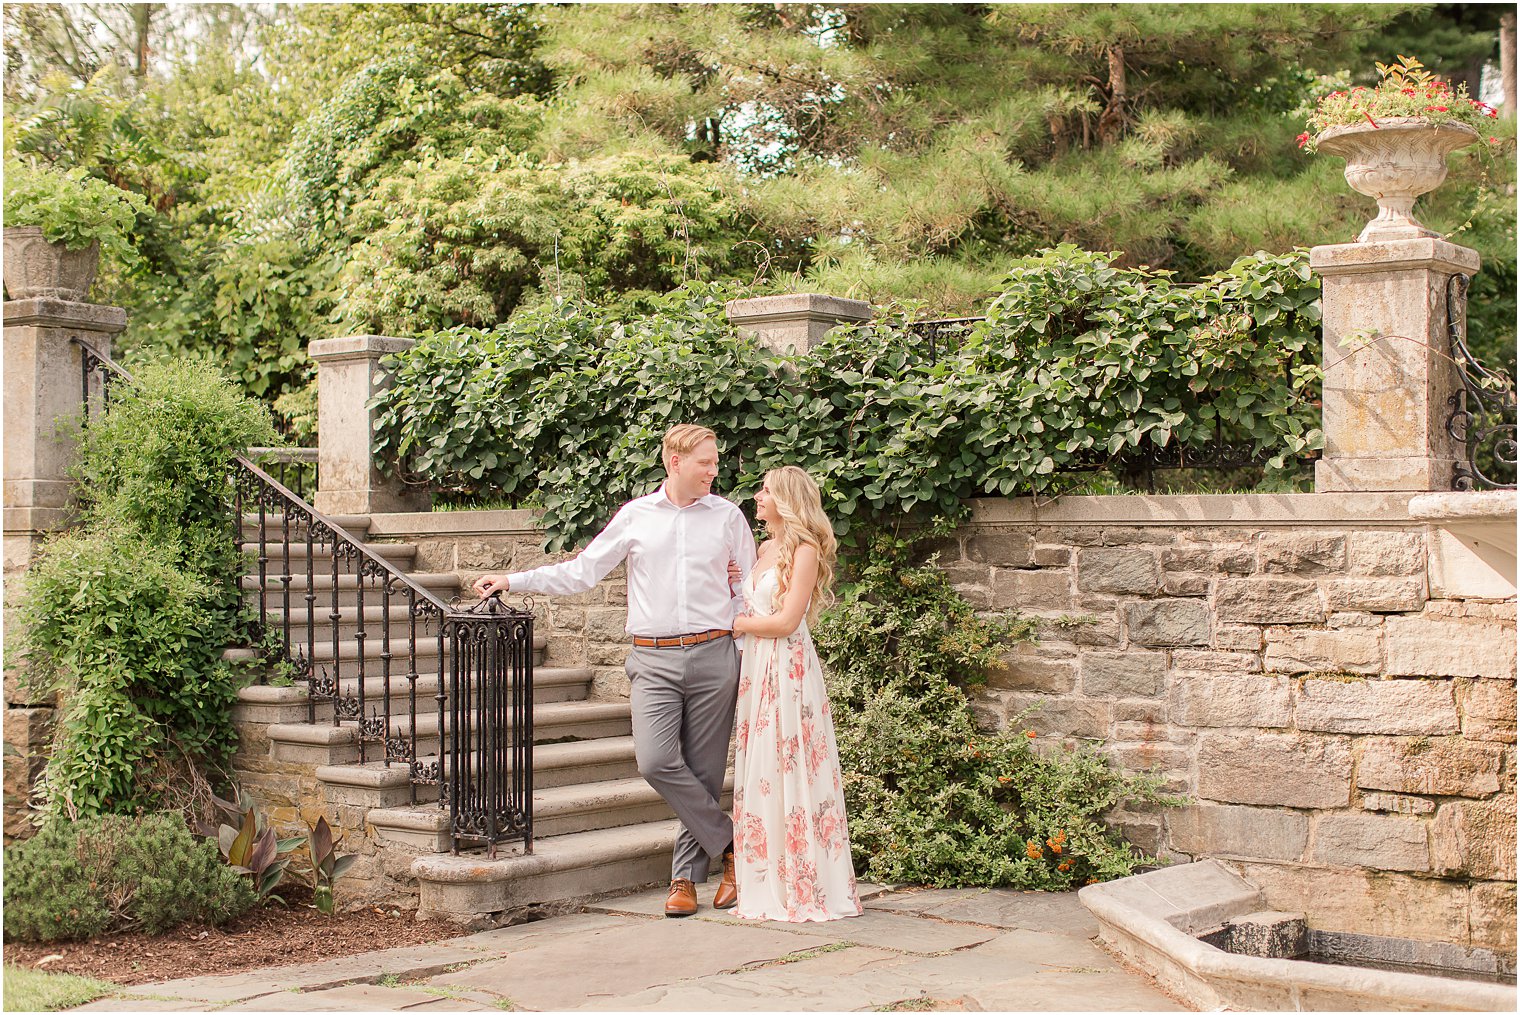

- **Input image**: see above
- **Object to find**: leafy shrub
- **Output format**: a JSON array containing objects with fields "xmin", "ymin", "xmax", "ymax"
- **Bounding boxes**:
[
  {"xmin": 814, "ymin": 538, "xmax": 1173, "ymax": 887},
  {"xmin": 3, "ymin": 812, "xmax": 256, "ymax": 942},
  {"xmin": 15, "ymin": 359, "xmax": 278, "ymax": 821},
  {"xmin": 2, "ymin": 158, "xmax": 150, "ymax": 266},
  {"xmin": 375, "ymin": 247, "xmax": 1322, "ymax": 550}
]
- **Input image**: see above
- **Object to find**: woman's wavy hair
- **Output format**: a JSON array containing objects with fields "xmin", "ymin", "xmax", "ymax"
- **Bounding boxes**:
[{"xmin": 764, "ymin": 466, "xmax": 837, "ymax": 625}]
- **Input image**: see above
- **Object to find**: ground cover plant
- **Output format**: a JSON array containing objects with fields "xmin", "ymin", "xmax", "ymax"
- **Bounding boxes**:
[
  {"xmin": 814, "ymin": 537, "xmax": 1172, "ymax": 887},
  {"xmin": 1, "ymin": 964, "xmax": 116, "ymax": 1012},
  {"xmin": 375, "ymin": 246, "xmax": 1321, "ymax": 550}
]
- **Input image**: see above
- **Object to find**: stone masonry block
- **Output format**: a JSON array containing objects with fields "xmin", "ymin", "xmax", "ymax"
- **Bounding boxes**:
[
  {"xmin": 1216, "ymin": 578, "xmax": 1325, "ymax": 625},
  {"xmin": 1430, "ymin": 797, "xmax": 1516, "ymax": 880},
  {"xmin": 1080, "ymin": 650, "xmax": 1166, "ymax": 697},
  {"xmin": 1171, "ymin": 650, "xmax": 1260, "ymax": 672},
  {"xmin": 1347, "ymin": 531, "xmax": 1426, "ymax": 576},
  {"xmin": 1124, "ymin": 599, "xmax": 1211, "ymax": 647},
  {"xmin": 1311, "ymin": 812, "xmax": 1430, "ymax": 872},
  {"xmin": 1471, "ymin": 881, "xmax": 1517, "ymax": 955},
  {"xmin": 1077, "ymin": 548, "xmax": 1160, "ymax": 595},
  {"xmin": 456, "ymin": 538, "xmax": 515, "ymax": 570},
  {"xmin": 1324, "ymin": 578, "xmax": 1427, "ymax": 613},
  {"xmin": 1162, "ymin": 574, "xmax": 1211, "ymax": 597},
  {"xmin": 986, "ymin": 643, "xmax": 1077, "ymax": 693},
  {"xmin": 940, "ymin": 561, "xmax": 992, "ymax": 588},
  {"xmin": 1385, "ymin": 614, "xmax": 1516, "ymax": 679},
  {"xmin": 1197, "ymin": 733, "xmax": 1352, "ymax": 808},
  {"xmin": 965, "ymin": 532, "xmax": 1035, "ymax": 567},
  {"xmin": 1295, "ymin": 678, "xmax": 1459, "ymax": 736},
  {"xmin": 1214, "ymin": 625, "xmax": 1264, "ymax": 652},
  {"xmin": 1167, "ymin": 803, "xmax": 1309, "ymax": 862},
  {"xmin": 1161, "ymin": 546, "xmax": 1256, "ymax": 574},
  {"xmin": 1357, "ymin": 736, "xmax": 1503, "ymax": 797},
  {"xmin": 1174, "ymin": 673, "xmax": 1292, "ymax": 728},
  {"xmin": 1262, "ymin": 627, "xmax": 1382, "ymax": 675},
  {"xmin": 584, "ymin": 608, "xmax": 628, "ymax": 642},
  {"xmin": 1460, "ymin": 679, "xmax": 1517, "ymax": 743},
  {"xmin": 1259, "ymin": 534, "xmax": 1347, "ymax": 576},
  {"xmin": 1032, "ymin": 545, "xmax": 1071, "ymax": 567},
  {"xmin": 1361, "ymin": 792, "xmax": 1436, "ymax": 815},
  {"xmin": 1004, "ymin": 694, "xmax": 1111, "ymax": 739},
  {"xmin": 1038, "ymin": 526, "xmax": 1103, "ymax": 547},
  {"xmin": 990, "ymin": 568, "xmax": 1073, "ymax": 611},
  {"xmin": 1113, "ymin": 700, "xmax": 1169, "ymax": 724},
  {"xmin": 1101, "ymin": 527, "xmax": 1175, "ymax": 545}
]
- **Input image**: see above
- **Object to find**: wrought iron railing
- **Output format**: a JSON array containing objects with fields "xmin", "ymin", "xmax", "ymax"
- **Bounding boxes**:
[
  {"xmin": 248, "ymin": 446, "xmax": 319, "ymax": 500},
  {"xmin": 72, "ymin": 338, "xmax": 534, "ymax": 855},
  {"xmin": 905, "ymin": 316, "xmax": 984, "ymax": 363},
  {"xmin": 1445, "ymin": 274, "xmax": 1517, "ymax": 491}
]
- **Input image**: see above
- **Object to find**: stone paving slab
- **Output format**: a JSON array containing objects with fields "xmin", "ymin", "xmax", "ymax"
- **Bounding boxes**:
[
  {"xmin": 695, "ymin": 906, "xmax": 1001, "ymax": 954},
  {"xmin": 70, "ymin": 1000, "xmax": 212, "ymax": 1012},
  {"xmin": 424, "ymin": 914, "xmax": 810, "ymax": 1011},
  {"xmin": 447, "ymin": 911, "xmax": 629, "ymax": 953},
  {"xmin": 583, "ymin": 881, "xmax": 891, "ymax": 919},
  {"xmin": 958, "ymin": 969, "xmax": 1188, "ymax": 1011},
  {"xmin": 883, "ymin": 887, "xmax": 1102, "ymax": 937},
  {"xmin": 219, "ymin": 983, "xmax": 458, "ymax": 1011},
  {"xmin": 571, "ymin": 943, "xmax": 923, "ymax": 1011},
  {"xmin": 864, "ymin": 887, "xmax": 986, "ymax": 915}
]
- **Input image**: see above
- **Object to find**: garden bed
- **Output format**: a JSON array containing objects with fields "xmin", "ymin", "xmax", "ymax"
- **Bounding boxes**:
[{"xmin": 3, "ymin": 885, "xmax": 461, "ymax": 987}]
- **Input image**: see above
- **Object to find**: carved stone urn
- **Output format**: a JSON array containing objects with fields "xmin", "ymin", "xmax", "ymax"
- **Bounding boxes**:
[
  {"xmin": 1315, "ymin": 117, "xmax": 1480, "ymax": 242},
  {"xmin": 2, "ymin": 226, "xmax": 100, "ymax": 302}
]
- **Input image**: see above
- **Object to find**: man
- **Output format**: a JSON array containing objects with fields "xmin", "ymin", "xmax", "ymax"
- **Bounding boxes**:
[{"xmin": 472, "ymin": 424, "xmax": 756, "ymax": 917}]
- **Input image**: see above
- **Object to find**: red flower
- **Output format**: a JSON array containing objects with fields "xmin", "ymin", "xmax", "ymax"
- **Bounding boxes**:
[
  {"xmin": 1491, "ymin": 137, "xmax": 1501, "ymax": 144},
  {"xmin": 1296, "ymin": 132, "xmax": 1310, "ymax": 149},
  {"xmin": 1487, "ymin": 108, "xmax": 1499, "ymax": 118},
  {"xmin": 1426, "ymin": 105, "xmax": 1449, "ymax": 112},
  {"xmin": 1402, "ymin": 88, "xmax": 1416, "ymax": 95}
]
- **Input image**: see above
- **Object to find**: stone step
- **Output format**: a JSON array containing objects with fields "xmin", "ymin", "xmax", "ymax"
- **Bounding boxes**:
[
  {"xmin": 240, "ymin": 540, "xmax": 419, "ymax": 567},
  {"xmin": 239, "ymin": 513, "xmax": 372, "ymax": 540},
  {"xmin": 368, "ymin": 773, "xmax": 732, "ymax": 850},
  {"xmin": 317, "ymin": 737, "xmax": 642, "ymax": 808},
  {"xmin": 266, "ymin": 700, "xmax": 633, "ymax": 766},
  {"xmin": 328, "ymin": 665, "xmax": 590, "ymax": 708},
  {"xmin": 241, "ymin": 571, "xmax": 460, "ymax": 609},
  {"xmin": 412, "ymin": 819, "xmax": 716, "ymax": 924},
  {"xmin": 260, "ymin": 606, "xmax": 548, "ymax": 648}
]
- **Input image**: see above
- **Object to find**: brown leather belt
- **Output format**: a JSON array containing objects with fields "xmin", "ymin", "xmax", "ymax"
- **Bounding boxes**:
[{"xmin": 631, "ymin": 629, "xmax": 732, "ymax": 649}]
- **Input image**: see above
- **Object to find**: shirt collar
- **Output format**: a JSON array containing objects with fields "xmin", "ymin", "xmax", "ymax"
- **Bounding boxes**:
[{"xmin": 655, "ymin": 483, "xmax": 719, "ymax": 510}]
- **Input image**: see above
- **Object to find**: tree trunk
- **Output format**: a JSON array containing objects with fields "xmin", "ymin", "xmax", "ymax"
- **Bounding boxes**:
[
  {"xmin": 1097, "ymin": 45, "xmax": 1128, "ymax": 145},
  {"xmin": 1503, "ymin": 12, "xmax": 1517, "ymax": 118},
  {"xmin": 131, "ymin": 4, "xmax": 155, "ymax": 82}
]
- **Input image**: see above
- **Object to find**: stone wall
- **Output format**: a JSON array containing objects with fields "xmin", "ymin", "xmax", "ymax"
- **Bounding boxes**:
[{"xmin": 367, "ymin": 491, "xmax": 1516, "ymax": 955}]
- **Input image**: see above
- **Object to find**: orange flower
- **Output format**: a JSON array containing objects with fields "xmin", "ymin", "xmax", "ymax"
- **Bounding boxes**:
[
  {"xmin": 1048, "ymin": 840, "xmax": 1063, "ymax": 855},
  {"xmin": 1058, "ymin": 861, "xmax": 1072, "ymax": 872},
  {"xmin": 997, "ymin": 775, "xmax": 1012, "ymax": 784},
  {"xmin": 1025, "ymin": 730, "xmax": 1037, "ymax": 739},
  {"xmin": 1025, "ymin": 840, "xmax": 1043, "ymax": 860}
]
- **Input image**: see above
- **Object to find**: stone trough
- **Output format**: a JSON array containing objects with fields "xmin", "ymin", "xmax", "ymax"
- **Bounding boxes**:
[{"xmin": 1080, "ymin": 860, "xmax": 1516, "ymax": 1011}]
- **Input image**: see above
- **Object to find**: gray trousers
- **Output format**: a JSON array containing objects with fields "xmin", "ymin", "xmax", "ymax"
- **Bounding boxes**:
[{"xmin": 626, "ymin": 636, "xmax": 739, "ymax": 882}]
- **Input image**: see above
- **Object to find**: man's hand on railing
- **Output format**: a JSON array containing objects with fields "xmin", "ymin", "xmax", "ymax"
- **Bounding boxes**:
[{"xmin": 472, "ymin": 574, "xmax": 511, "ymax": 599}]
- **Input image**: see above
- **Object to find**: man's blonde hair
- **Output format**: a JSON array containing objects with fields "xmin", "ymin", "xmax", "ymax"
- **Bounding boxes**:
[{"xmin": 661, "ymin": 424, "xmax": 718, "ymax": 470}]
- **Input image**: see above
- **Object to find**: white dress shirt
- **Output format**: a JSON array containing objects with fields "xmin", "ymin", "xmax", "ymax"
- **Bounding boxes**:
[{"xmin": 507, "ymin": 486, "xmax": 758, "ymax": 637}]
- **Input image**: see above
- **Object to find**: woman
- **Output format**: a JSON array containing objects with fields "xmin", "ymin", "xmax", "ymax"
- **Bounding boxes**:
[{"xmin": 729, "ymin": 466, "xmax": 862, "ymax": 923}]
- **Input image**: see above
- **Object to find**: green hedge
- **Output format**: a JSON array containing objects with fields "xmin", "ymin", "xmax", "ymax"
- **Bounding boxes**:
[{"xmin": 376, "ymin": 246, "xmax": 1321, "ymax": 550}]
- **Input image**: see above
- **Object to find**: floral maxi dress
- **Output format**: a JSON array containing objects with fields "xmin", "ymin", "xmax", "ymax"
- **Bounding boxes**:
[{"xmin": 731, "ymin": 567, "xmax": 862, "ymax": 922}]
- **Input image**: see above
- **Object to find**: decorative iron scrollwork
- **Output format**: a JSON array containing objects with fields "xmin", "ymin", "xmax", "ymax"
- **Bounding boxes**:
[{"xmin": 1445, "ymin": 274, "xmax": 1518, "ymax": 491}]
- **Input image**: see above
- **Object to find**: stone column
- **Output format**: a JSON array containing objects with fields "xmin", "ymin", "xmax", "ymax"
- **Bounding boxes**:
[
  {"xmin": 1311, "ymin": 238, "xmax": 1481, "ymax": 492},
  {"xmin": 3, "ymin": 296, "xmax": 127, "ymax": 840},
  {"xmin": 309, "ymin": 335, "xmax": 429, "ymax": 515},
  {"xmin": 725, "ymin": 293, "xmax": 873, "ymax": 355}
]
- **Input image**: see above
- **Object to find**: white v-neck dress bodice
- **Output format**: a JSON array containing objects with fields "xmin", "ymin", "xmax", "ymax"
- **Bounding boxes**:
[{"xmin": 730, "ymin": 566, "xmax": 861, "ymax": 922}]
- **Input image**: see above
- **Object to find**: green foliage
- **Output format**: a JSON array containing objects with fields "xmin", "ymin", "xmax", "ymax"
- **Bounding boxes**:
[
  {"xmin": 813, "ymin": 538, "xmax": 1171, "ymax": 887},
  {"xmin": 196, "ymin": 791, "xmax": 307, "ymax": 905},
  {"xmin": 307, "ymin": 815, "xmax": 359, "ymax": 916},
  {"xmin": 16, "ymin": 359, "xmax": 278, "ymax": 821},
  {"xmin": 2, "ymin": 964, "xmax": 116, "ymax": 1012},
  {"xmin": 2, "ymin": 812, "xmax": 256, "ymax": 943},
  {"xmin": 376, "ymin": 249, "xmax": 1321, "ymax": 550},
  {"xmin": 2, "ymin": 158, "xmax": 150, "ymax": 264}
]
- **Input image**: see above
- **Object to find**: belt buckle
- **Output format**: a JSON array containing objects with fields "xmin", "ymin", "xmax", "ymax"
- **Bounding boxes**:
[{"xmin": 680, "ymin": 632, "xmax": 701, "ymax": 647}]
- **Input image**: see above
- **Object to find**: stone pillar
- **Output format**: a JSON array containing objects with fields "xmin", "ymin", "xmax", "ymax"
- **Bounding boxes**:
[
  {"xmin": 3, "ymin": 296, "xmax": 127, "ymax": 840},
  {"xmin": 1311, "ymin": 238, "xmax": 1481, "ymax": 492},
  {"xmin": 725, "ymin": 293, "xmax": 873, "ymax": 355},
  {"xmin": 309, "ymin": 335, "xmax": 429, "ymax": 515}
]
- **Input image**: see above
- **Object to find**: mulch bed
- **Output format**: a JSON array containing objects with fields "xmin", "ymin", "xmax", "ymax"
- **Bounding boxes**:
[{"xmin": 3, "ymin": 884, "xmax": 465, "ymax": 987}]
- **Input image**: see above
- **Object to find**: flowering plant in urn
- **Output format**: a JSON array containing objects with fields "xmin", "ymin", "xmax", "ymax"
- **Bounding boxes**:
[{"xmin": 1298, "ymin": 56, "xmax": 1497, "ymax": 243}]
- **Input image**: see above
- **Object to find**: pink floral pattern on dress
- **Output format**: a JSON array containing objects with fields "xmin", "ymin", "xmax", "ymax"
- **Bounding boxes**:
[{"xmin": 730, "ymin": 567, "xmax": 862, "ymax": 924}]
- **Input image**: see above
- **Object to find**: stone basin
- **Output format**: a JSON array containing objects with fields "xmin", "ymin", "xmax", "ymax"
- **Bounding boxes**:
[
  {"xmin": 1080, "ymin": 860, "xmax": 1516, "ymax": 1011},
  {"xmin": 1409, "ymin": 490, "xmax": 1517, "ymax": 599}
]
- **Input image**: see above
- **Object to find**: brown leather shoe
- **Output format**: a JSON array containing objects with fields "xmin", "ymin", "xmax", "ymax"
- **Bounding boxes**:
[
  {"xmin": 665, "ymin": 877, "xmax": 698, "ymax": 917},
  {"xmin": 712, "ymin": 848, "xmax": 738, "ymax": 910}
]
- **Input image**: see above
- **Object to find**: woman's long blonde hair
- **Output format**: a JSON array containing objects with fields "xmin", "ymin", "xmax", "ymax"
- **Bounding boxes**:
[{"xmin": 764, "ymin": 466, "xmax": 837, "ymax": 625}]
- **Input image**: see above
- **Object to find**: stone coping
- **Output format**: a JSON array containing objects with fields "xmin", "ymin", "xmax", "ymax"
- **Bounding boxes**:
[
  {"xmin": 365, "ymin": 493, "xmax": 1423, "ymax": 537},
  {"xmin": 1408, "ymin": 490, "xmax": 1518, "ymax": 523},
  {"xmin": 1079, "ymin": 860, "xmax": 1516, "ymax": 1011}
]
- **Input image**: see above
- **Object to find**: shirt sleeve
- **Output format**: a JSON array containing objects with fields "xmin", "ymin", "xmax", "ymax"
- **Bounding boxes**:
[
  {"xmin": 727, "ymin": 506, "xmax": 759, "ymax": 614},
  {"xmin": 507, "ymin": 505, "xmax": 632, "ymax": 596}
]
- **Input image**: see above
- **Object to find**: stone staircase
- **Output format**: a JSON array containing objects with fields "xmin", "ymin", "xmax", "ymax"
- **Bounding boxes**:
[{"xmin": 231, "ymin": 512, "xmax": 725, "ymax": 926}]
